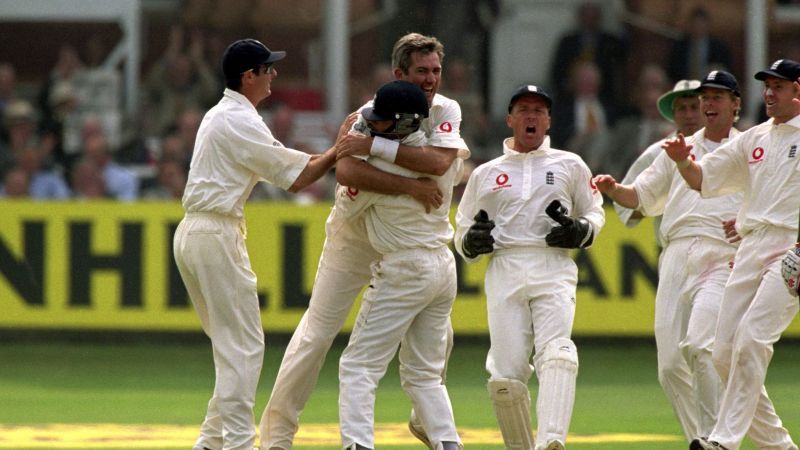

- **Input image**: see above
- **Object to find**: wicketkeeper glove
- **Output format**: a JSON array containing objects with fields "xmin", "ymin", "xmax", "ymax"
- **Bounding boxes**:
[
  {"xmin": 545, "ymin": 199, "xmax": 594, "ymax": 249},
  {"xmin": 781, "ymin": 245, "xmax": 800, "ymax": 297},
  {"xmin": 462, "ymin": 209, "xmax": 495, "ymax": 258}
]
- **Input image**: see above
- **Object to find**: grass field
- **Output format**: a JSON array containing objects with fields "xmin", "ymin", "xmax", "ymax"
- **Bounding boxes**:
[{"xmin": 0, "ymin": 336, "xmax": 798, "ymax": 449}]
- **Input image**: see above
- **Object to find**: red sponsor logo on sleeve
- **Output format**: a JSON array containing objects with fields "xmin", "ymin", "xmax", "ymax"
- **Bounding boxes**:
[{"xmin": 346, "ymin": 186, "xmax": 359, "ymax": 200}]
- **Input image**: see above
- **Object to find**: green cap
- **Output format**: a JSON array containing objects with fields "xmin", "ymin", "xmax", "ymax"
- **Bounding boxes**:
[{"xmin": 657, "ymin": 79, "xmax": 701, "ymax": 122}]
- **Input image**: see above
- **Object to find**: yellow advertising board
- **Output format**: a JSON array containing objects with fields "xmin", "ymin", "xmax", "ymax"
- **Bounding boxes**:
[{"xmin": 1, "ymin": 200, "xmax": 796, "ymax": 336}]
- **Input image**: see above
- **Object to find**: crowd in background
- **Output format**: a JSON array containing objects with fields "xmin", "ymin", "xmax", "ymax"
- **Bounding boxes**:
[{"xmin": 0, "ymin": 2, "xmax": 786, "ymax": 203}]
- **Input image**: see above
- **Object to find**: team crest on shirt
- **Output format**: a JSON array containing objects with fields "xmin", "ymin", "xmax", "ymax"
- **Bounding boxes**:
[
  {"xmin": 492, "ymin": 173, "xmax": 512, "ymax": 191},
  {"xmin": 546, "ymin": 171, "xmax": 554, "ymax": 185},
  {"xmin": 789, "ymin": 145, "xmax": 797, "ymax": 158},
  {"xmin": 749, "ymin": 147, "xmax": 765, "ymax": 164}
]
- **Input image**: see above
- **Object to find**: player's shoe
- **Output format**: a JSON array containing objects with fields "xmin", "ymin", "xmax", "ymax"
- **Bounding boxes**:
[
  {"xmin": 690, "ymin": 437, "xmax": 729, "ymax": 450},
  {"xmin": 342, "ymin": 444, "xmax": 372, "ymax": 450},
  {"xmin": 534, "ymin": 439, "xmax": 565, "ymax": 450},
  {"xmin": 408, "ymin": 418, "xmax": 433, "ymax": 449}
]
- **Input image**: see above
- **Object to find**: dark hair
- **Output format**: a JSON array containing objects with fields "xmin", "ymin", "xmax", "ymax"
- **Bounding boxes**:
[{"xmin": 225, "ymin": 72, "xmax": 243, "ymax": 91}]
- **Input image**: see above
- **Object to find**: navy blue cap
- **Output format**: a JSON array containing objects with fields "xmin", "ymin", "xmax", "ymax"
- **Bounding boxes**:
[
  {"xmin": 754, "ymin": 59, "xmax": 800, "ymax": 82},
  {"xmin": 222, "ymin": 39, "xmax": 285, "ymax": 80},
  {"xmin": 508, "ymin": 84, "xmax": 553, "ymax": 112},
  {"xmin": 699, "ymin": 70, "xmax": 741, "ymax": 97},
  {"xmin": 361, "ymin": 80, "xmax": 429, "ymax": 121}
]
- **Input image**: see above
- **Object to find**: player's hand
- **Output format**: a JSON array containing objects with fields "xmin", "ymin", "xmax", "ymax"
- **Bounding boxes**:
[
  {"xmin": 462, "ymin": 210, "xmax": 495, "ymax": 258},
  {"xmin": 409, "ymin": 177, "xmax": 443, "ymax": 213},
  {"xmin": 780, "ymin": 245, "xmax": 800, "ymax": 297},
  {"xmin": 545, "ymin": 199, "xmax": 593, "ymax": 249},
  {"xmin": 592, "ymin": 174, "xmax": 618, "ymax": 195},
  {"xmin": 662, "ymin": 133, "xmax": 694, "ymax": 163},
  {"xmin": 336, "ymin": 133, "xmax": 372, "ymax": 160},
  {"xmin": 722, "ymin": 218, "xmax": 741, "ymax": 244}
]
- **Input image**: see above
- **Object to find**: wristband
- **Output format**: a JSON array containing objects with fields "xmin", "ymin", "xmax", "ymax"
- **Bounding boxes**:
[
  {"xmin": 370, "ymin": 136, "xmax": 399, "ymax": 163},
  {"xmin": 676, "ymin": 158, "xmax": 691, "ymax": 169}
]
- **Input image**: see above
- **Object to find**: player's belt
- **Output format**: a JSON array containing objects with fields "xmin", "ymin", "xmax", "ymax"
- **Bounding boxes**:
[
  {"xmin": 493, "ymin": 245, "xmax": 568, "ymax": 257},
  {"xmin": 184, "ymin": 212, "xmax": 247, "ymax": 236}
]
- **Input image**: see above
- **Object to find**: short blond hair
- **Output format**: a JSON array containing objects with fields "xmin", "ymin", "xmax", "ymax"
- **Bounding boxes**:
[{"xmin": 391, "ymin": 33, "xmax": 445, "ymax": 74}]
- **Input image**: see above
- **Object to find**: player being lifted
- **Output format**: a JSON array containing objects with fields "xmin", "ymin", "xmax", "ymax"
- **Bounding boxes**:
[
  {"xmin": 335, "ymin": 79, "xmax": 464, "ymax": 450},
  {"xmin": 455, "ymin": 85, "xmax": 605, "ymax": 450},
  {"xmin": 260, "ymin": 33, "xmax": 469, "ymax": 450}
]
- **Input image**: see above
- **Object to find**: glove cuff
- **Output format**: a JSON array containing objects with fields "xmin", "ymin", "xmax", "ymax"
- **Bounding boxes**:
[
  {"xmin": 578, "ymin": 219, "xmax": 594, "ymax": 248},
  {"xmin": 462, "ymin": 241, "xmax": 477, "ymax": 259}
]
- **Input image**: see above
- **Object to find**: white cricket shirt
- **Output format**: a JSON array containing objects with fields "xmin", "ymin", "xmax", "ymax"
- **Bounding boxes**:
[
  {"xmin": 182, "ymin": 88, "xmax": 311, "ymax": 218},
  {"xmin": 635, "ymin": 127, "xmax": 743, "ymax": 246},
  {"xmin": 615, "ymin": 135, "xmax": 671, "ymax": 246},
  {"xmin": 699, "ymin": 115, "xmax": 800, "ymax": 235},
  {"xmin": 333, "ymin": 92, "xmax": 470, "ymax": 254},
  {"xmin": 455, "ymin": 137, "xmax": 605, "ymax": 262}
]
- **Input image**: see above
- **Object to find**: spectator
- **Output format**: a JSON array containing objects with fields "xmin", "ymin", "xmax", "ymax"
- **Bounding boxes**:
[
  {"xmin": 37, "ymin": 44, "xmax": 85, "ymax": 132},
  {"xmin": 0, "ymin": 166, "xmax": 30, "ymax": 198},
  {"xmin": 550, "ymin": 60, "xmax": 615, "ymax": 173},
  {"xmin": 14, "ymin": 144, "xmax": 71, "ymax": 200},
  {"xmin": 140, "ymin": 25, "xmax": 219, "ymax": 138},
  {"xmin": 440, "ymin": 57, "xmax": 491, "ymax": 160},
  {"xmin": 175, "ymin": 108, "xmax": 203, "ymax": 152},
  {"xmin": 253, "ymin": 102, "xmax": 335, "ymax": 203},
  {"xmin": 39, "ymin": 80, "xmax": 80, "ymax": 170},
  {"xmin": 356, "ymin": 62, "xmax": 395, "ymax": 107},
  {"xmin": 550, "ymin": 1, "xmax": 628, "ymax": 105},
  {"xmin": 158, "ymin": 132, "xmax": 192, "ymax": 169},
  {"xmin": 141, "ymin": 158, "xmax": 187, "ymax": 200},
  {"xmin": 598, "ymin": 64, "xmax": 673, "ymax": 180},
  {"xmin": 0, "ymin": 62, "xmax": 17, "ymax": 125},
  {"xmin": 69, "ymin": 158, "xmax": 106, "ymax": 199},
  {"xmin": 79, "ymin": 116, "xmax": 140, "ymax": 201},
  {"xmin": 1, "ymin": 99, "xmax": 40, "ymax": 177},
  {"xmin": 667, "ymin": 7, "xmax": 733, "ymax": 82}
]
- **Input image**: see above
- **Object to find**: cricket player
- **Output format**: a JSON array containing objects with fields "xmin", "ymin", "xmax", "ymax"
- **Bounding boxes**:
[
  {"xmin": 173, "ymin": 39, "xmax": 351, "ymax": 450},
  {"xmin": 335, "ymin": 79, "xmax": 464, "ymax": 450},
  {"xmin": 594, "ymin": 70, "xmax": 744, "ymax": 442},
  {"xmin": 663, "ymin": 59, "xmax": 800, "ymax": 450},
  {"xmin": 455, "ymin": 84, "xmax": 605, "ymax": 450},
  {"xmin": 614, "ymin": 79, "xmax": 703, "ymax": 248},
  {"xmin": 260, "ymin": 33, "xmax": 469, "ymax": 450}
]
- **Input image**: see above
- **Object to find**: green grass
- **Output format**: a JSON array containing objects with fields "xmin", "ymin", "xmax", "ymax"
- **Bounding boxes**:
[{"xmin": 0, "ymin": 336, "xmax": 798, "ymax": 449}]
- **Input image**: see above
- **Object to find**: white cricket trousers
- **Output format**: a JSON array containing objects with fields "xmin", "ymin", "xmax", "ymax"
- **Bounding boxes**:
[
  {"xmin": 174, "ymin": 212, "xmax": 264, "ymax": 450},
  {"xmin": 484, "ymin": 247, "xmax": 577, "ymax": 446},
  {"xmin": 339, "ymin": 246, "xmax": 459, "ymax": 449},
  {"xmin": 485, "ymin": 247, "xmax": 576, "ymax": 383},
  {"xmin": 260, "ymin": 210, "xmax": 379, "ymax": 449},
  {"xmin": 709, "ymin": 225, "xmax": 798, "ymax": 450},
  {"xmin": 654, "ymin": 236, "xmax": 734, "ymax": 441}
]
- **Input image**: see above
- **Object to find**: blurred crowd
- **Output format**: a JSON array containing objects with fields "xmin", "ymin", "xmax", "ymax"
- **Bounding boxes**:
[{"xmin": 0, "ymin": 3, "xmax": 772, "ymax": 204}]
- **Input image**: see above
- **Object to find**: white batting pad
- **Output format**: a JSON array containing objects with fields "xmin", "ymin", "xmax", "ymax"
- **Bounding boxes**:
[
  {"xmin": 488, "ymin": 378, "xmax": 535, "ymax": 450},
  {"xmin": 534, "ymin": 338, "xmax": 579, "ymax": 447}
]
